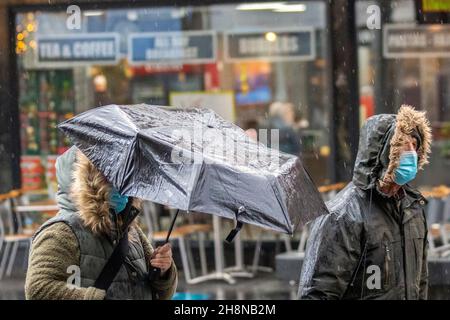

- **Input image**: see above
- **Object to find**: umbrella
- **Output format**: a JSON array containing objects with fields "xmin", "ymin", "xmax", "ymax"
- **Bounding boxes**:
[{"xmin": 58, "ymin": 104, "xmax": 328, "ymax": 241}]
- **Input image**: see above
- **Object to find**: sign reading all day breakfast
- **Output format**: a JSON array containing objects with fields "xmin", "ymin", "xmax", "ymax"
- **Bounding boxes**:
[
  {"xmin": 384, "ymin": 25, "xmax": 450, "ymax": 58},
  {"xmin": 128, "ymin": 31, "xmax": 217, "ymax": 65},
  {"xmin": 224, "ymin": 28, "xmax": 316, "ymax": 62},
  {"xmin": 36, "ymin": 33, "xmax": 120, "ymax": 65}
]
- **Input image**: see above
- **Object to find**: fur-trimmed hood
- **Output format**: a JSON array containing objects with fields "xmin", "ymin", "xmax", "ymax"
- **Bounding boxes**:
[
  {"xmin": 353, "ymin": 105, "xmax": 432, "ymax": 190},
  {"xmin": 55, "ymin": 146, "xmax": 139, "ymax": 236}
]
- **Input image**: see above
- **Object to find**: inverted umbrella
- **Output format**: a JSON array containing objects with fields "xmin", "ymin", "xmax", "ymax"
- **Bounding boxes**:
[{"xmin": 58, "ymin": 104, "xmax": 328, "ymax": 241}]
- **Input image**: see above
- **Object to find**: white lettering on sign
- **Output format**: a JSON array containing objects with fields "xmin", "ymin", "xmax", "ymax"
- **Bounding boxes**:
[
  {"xmin": 146, "ymin": 47, "xmax": 198, "ymax": 60},
  {"xmin": 155, "ymin": 37, "xmax": 170, "ymax": 48},
  {"xmin": 39, "ymin": 43, "xmax": 61, "ymax": 58},
  {"xmin": 171, "ymin": 36, "xmax": 189, "ymax": 47},
  {"xmin": 433, "ymin": 33, "xmax": 450, "ymax": 47},
  {"xmin": 238, "ymin": 36, "xmax": 299, "ymax": 55},
  {"xmin": 387, "ymin": 33, "xmax": 427, "ymax": 48},
  {"xmin": 72, "ymin": 41, "xmax": 115, "ymax": 58},
  {"xmin": 147, "ymin": 35, "xmax": 198, "ymax": 60},
  {"xmin": 39, "ymin": 40, "xmax": 115, "ymax": 60},
  {"xmin": 62, "ymin": 44, "xmax": 72, "ymax": 58},
  {"xmin": 154, "ymin": 36, "xmax": 190, "ymax": 48}
]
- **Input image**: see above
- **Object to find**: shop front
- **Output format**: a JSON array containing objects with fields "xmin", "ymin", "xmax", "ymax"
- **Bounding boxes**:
[
  {"xmin": 8, "ymin": 1, "xmax": 337, "ymax": 198},
  {"xmin": 356, "ymin": 0, "xmax": 450, "ymax": 188}
]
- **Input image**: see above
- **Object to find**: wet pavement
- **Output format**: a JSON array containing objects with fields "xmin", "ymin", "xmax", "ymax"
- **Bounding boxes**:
[
  {"xmin": 0, "ymin": 272, "xmax": 296, "ymax": 300},
  {"xmin": 2, "ymin": 272, "xmax": 449, "ymax": 299}
]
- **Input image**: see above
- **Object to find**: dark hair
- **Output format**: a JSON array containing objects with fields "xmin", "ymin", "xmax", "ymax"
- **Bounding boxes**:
[{"xmin": 411, "ymin": 128, "xmax": 422, "ymax": 151}]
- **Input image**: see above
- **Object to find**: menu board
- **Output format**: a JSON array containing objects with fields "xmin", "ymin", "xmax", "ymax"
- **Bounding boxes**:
[
  {"xmin": 36, "ymin": 33, "xmax": 120, "ymax": 66},
  {"xmin": 224, "ymin": 28, "xmax": 315, "ymax": 62},
  {"xmin": 129, "ymin": 31, "xmax": 217, "ymax": 65}
]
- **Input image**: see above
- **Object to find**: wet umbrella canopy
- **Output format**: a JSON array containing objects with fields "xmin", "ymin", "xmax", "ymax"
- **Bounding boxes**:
[{"xmin": 58, "ymin": 104, "xmax": 328, "ymax": 236}]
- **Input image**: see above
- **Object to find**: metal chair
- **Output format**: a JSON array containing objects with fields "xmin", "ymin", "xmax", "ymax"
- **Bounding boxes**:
[
  {"xmin": 0, "ymin": 197, "xmax": 32, "ymax": 280},
  {"xmin": 425, "ymin": 197, "xmax": 450, "ymax": 258}
]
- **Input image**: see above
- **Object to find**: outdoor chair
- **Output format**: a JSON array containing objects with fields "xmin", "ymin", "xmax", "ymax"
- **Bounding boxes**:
[
  {"xmin": 0, "ymin": 194, "xmax": 32, "ymax": 280},
  {"xmin": 425, "ymin": 196, "xmax": 450, "ymax": 258}
]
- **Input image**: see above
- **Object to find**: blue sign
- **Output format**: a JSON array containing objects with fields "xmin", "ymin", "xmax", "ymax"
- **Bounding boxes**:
[
  {"xmin": 37, "ymin": 33, "xmax": 119, "ymax": 65},
  {"xmin": 129, "ymin": 31, "xmax": 217, "ymax": 65},
  {"xmin": 225, "ymin": 28, "xmax": 316, "ymax": 62}
]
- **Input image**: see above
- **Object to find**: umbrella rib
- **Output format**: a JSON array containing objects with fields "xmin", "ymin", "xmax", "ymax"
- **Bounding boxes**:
[
  {"xmin": 268, "ymin": 179, "xmax": 293, "ymax": 234},
  {"xmin": 211, "ymin": 164, "xmax": 239, "ymax": 215}
]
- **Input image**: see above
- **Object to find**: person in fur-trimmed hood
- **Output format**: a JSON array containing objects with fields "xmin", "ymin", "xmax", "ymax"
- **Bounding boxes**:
[
  {"xmin": 298, "ymin": 105, "xmax": 432, "ymax": 300},
  {"xmin": 25, "ymin": 147, "xmax": 177, "ymax": 300}
]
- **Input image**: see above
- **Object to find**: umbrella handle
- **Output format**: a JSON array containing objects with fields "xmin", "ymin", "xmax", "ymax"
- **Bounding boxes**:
[
  {"xmin": 225, "ymin": 206, "xmax": 246, "ymax": 243},
  {"xmin": 149, "ymin": 209, "xmax": 180, "ymax": 282}
]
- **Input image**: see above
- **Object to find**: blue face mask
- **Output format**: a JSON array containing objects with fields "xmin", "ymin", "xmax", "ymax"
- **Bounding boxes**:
[
  {"xmin": 109, "ymin": 187, "xmax": 129, "ymax": 214},
  {"xmin": 394, "ymin": 151, "xmax": 418, "ymax": 185}
]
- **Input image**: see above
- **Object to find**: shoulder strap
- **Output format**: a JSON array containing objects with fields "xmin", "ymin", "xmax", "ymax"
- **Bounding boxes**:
[
  {"xmin": 94, "ymin": 201, "xmax": 135, "ymax": 293},
  {"xmin": 94, "ymin": 230, "xmax": 129, "ymax": 292}
]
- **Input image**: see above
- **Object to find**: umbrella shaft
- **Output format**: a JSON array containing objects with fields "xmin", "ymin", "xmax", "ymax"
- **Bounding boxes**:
[{"xmin": 165, "ymin": 209, "xmax": 180, "ymax": 243}]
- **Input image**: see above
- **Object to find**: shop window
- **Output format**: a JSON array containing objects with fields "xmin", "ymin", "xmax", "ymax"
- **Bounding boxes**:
[
  {"xmin": 16, "ymin": 1, "xmax": 333, "ymax": 197},
  {"xmin": 356, "ymin": 0, "xmax": 450, "ymax": 187}
]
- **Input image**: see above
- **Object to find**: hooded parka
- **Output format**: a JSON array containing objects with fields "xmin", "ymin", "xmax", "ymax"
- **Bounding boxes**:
[
  {"xmin": 25, "ymin": 147, "xmax": 177, "ymax": 300},
  {"xmin": 298, "ymin": 105, "xmax": 432, "ymax": 300}
]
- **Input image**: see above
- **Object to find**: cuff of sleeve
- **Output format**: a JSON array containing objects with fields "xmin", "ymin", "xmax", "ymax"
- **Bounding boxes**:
[
  {"xmin": 84, "ymin": 287, "xmax": 106, "ymax": 300},
  {"xmin": 152, "ymin": 261, "xmax": 177, "ymax": 290}
]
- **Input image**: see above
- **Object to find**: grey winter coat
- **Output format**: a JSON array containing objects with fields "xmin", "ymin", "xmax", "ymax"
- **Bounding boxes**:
[{"xmin": 298, "ymin": 105, "xmax": 432, "ymax": 300}]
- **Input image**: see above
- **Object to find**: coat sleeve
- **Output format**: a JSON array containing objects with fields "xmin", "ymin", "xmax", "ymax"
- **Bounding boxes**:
[
  {"xmin": 25, "ymin": 222, "xmax": 106, "ymax": 300},
  {"xmin": 135, "ymin": 226, "xmax": 178, "ymax": 300},
  {"xmin": 298, "ymin": 212, "xmax": 363, "ymax": 300}
]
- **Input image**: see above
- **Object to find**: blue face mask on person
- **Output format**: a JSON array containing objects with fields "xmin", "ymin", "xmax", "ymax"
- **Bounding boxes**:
[
  {"xmin": 394, "ymin": 151, "xmax": 418, "ymax": 185},
  {"xmin": 109, "ymin": 187, "xmax": 128, "ymax": 214}
]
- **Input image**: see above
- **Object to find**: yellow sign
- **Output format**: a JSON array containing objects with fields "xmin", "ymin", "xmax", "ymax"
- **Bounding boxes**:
[{"xmin": 422, "ymin": 0, "xmax": 450, "ymax": 12}]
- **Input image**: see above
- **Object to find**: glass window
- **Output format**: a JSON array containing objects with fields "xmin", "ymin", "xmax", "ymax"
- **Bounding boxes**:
[
  {"xmin": 356, "ymin": 0, "xmax": 450, "ymax": 187},
  {"xmin": 16, "ymin": 1, "xmax": 333, "ymax": 197}
]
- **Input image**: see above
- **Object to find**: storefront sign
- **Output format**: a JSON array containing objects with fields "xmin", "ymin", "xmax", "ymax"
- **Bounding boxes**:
[
  {"xmin": 224, "ymin": 28, "xmax": 315, "ymax": 62},
  {"xmin": 129, "ymin": 31, "xmax": 217, "ymax": 65},
  {"xmin": 36, "ymin": 33, "xmax": 120, "ymax": 65},
  {"xmin": 384, "ymin": 25, "xmax": 450, "ymax": 58}
]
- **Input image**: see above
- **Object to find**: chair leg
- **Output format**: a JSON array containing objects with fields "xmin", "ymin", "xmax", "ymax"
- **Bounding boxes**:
[
  {"xmin": 178, "ymin": 237, "xmax": 192, "ymax": 284},
  {"xmin": 22, "ymin": 239, "xmax": 31, "ymax": 270},
  {"xmin": 283, "ymin": 234, "xmax": 292, "ymax": 252},
  {"xmin": 298, "ymin": 228, "xmax": 309, "ymax": 253},
  {"xmin": 0, "ymin": 241, "xmax": 12, "ymax": 280},
  {"xmin": 6, "ymin": 241, "xmax": 20, "ymax": 277},
  {"xmin": 198, "ymin": 232, "xmax": 207, "ymax": 276},
  {"xmin": 251, "ymin": 233, "xmax": 263, "ymax": 274}
]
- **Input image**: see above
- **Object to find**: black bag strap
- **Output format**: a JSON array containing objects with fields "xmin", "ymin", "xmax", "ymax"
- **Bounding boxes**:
[
  {"xmin": 94, "ymin": 200, "xmax": 135, "ymax": 293},
  {"xmin": 94, "ymin": 230, "xmax": 129, "ymax": 292}
]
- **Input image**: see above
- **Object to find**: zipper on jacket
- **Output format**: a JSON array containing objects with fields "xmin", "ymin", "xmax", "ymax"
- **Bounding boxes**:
[{"xmin": 384, "ymin": 242, "xmax": 391, "ymax": 288}]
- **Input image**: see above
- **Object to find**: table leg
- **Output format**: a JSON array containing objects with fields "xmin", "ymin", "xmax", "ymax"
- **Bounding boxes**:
[{"xmin": 224, "ymin": 232, "xmax": 254, "ymax": 278}]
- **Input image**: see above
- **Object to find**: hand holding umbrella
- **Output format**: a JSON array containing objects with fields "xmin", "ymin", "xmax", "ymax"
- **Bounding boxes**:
[
  {"xmin": 59, "ymin": 104, "xmax": 328, "ymax": 246},
  {"xmin": 150, "ymin": 243, "xmax": 173, "ymax": 277}
]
